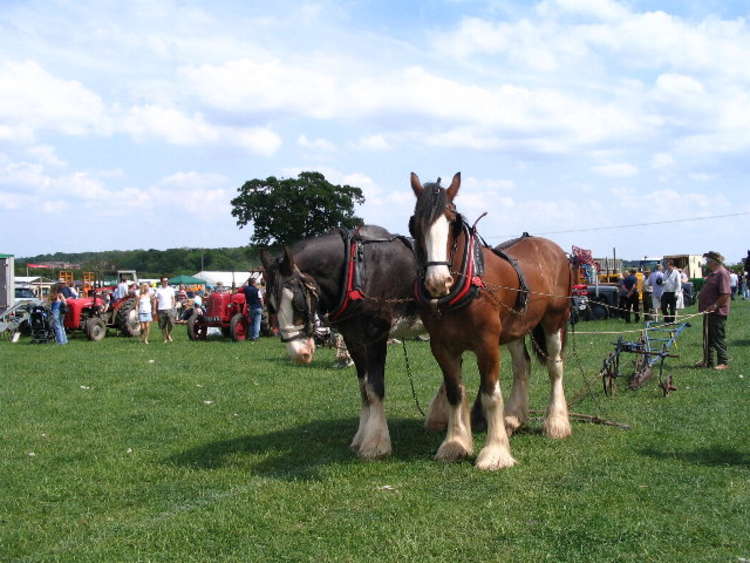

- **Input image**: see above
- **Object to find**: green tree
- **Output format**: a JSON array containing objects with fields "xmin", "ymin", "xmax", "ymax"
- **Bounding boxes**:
[{"xmin": 230, "ymin": 171, "xmax": 365, "ymax": 246}]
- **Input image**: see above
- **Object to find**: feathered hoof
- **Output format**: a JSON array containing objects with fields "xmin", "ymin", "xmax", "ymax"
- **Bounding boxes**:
[
  {"xmin": 475, "ymin": 446, "xmax": 517, "ymax": 471},
  {"xmin": 434, "ymin": 439, "xmax": 473, "ymax": 462},
  {"xmin": 357, "ymin": 435, "xmax": 392, "ymax": 459},
  {"xmin": 544, "ymin": 415, "xmax": 572, "ymax": 439},
  {"xmin": 504, "ymin": 415, "xmax": 525, "ymax": 437}
]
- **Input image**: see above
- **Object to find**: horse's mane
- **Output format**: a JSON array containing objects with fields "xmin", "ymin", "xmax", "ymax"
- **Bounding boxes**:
[{"xmin": 413, "ymin": 180, "xmax": 448, "ymax": 235}]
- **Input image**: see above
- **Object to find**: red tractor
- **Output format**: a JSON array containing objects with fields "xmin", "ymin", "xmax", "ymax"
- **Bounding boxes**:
[
  {"xmin": 187, "ymin": 290, "xmax": 249, "ymax": 341},
  {"xmin": 63, "ymin": 294, "xmax": 141, "ymax": 341}
]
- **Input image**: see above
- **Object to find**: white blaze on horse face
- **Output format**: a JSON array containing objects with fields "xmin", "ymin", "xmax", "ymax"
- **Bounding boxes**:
[
  {"xmin": 424, "ymin": 214, "xmax": 454, "ymax": 297},
  {"xmin": 278, "ymin": 287, "xmax": 315, "ymax": 364}
]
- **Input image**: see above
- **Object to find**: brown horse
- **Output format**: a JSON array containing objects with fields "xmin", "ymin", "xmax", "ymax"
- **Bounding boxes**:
[{"xmin": 409, "ymin": 172, "xmax": 572, "ymax": 470}]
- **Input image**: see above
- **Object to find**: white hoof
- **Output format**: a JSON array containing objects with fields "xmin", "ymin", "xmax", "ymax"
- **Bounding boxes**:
[
  {"xmin": 544, "ymin": 415, "xmax": 572, "ymax": 439},
  {"xmin": 357, "ymin": 432, "xmax": 392, "ymax": 459},
  {"xmin": 475, "ymin": 446, "xmax": 517, "ymax": 471}
]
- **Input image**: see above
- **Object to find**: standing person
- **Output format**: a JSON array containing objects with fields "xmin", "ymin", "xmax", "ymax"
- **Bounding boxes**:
[
  {"xmin": 114, "ymin": 276, "xmax": 128, "ymax": 301},
  {"xmin": 661, "ymin": 261, "xmax": 681, "ymax": 323},
  {"xmin": 155, "ymin": 277, "xmax": 176, "ymax": 343},
  {"xmin": 137, "ymin": 283, "xmax": 154, "ymax": 344},
  {"xmin": 49, "ymin": 285, "xmax": 68, "ymax": 345},
  {"xmin": 243, "ymin": 277, "xmax": 263, "ymax": 341},
  {"xmin": 645, "ymin": 265, "xmax": 664, "ymax": 321},
  {"xmin": 622, "ymin": 269, "xmax": 639, "ymax": 323},
  {"xmin": 728, "ymin": 270, "xmax": 738, "ymax": 300},
  {"xmin": 696, "ymin": 251, "xmax": 731, "ymax": 370}
]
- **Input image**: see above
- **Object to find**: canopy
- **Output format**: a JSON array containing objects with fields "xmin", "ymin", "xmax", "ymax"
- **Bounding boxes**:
[{"xmin": 168, "ymin": 274, "xmax": 206, "ymax": 286}]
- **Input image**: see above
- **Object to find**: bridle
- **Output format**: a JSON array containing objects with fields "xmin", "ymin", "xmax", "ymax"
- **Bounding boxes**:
[
  {"xmin": 408, "ymin": 197, "xmax": 461, "ymax": 276},
  {"xmin": 267, "ymin": 267, "xmax": 320, "ymax": 343}
]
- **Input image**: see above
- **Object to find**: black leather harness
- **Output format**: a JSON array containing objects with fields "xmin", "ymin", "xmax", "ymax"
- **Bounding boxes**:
[
  {"xmin": 328, "ymin": 228, "xmax": 414, "ymax": 322},
  {"xmin": 414, "ymin": 218, "xmax": 530, "ymax": 313}
]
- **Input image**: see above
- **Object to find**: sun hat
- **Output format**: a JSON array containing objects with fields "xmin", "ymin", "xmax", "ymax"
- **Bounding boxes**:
[{"xmin": 702, "ymin": 251, "xmax": 725, "ymax": 264}]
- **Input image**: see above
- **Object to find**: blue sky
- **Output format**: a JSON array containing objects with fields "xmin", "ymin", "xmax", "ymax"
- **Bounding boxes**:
[{"xmin": 1, "ymin": 0, "xmax": 749, "ymax": 263}]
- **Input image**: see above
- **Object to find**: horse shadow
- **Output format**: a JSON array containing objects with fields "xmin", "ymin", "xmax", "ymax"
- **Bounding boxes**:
[
  {"xmin": 639, "ymin": 445, "xmax": 749, "ymax": 467},
  {"xmin": 730, "ymin": 339, "xmax": 750, "ymax": 346},
  {"xmin": 164, "ymin": 417, "xmax": 444, "ymax": 481}
]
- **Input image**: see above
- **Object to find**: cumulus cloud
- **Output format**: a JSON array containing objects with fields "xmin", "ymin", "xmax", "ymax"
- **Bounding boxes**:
[
  {"xmin": 121, "ymin": 105, "xmax": 282, "ymax": 155},
  {"xmin": 0, "ymin": 60, "xmax": 110, "ymax": 141}
]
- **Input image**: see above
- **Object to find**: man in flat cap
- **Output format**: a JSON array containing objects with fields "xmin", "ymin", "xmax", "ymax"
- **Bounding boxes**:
[{"xmin": 696, "ymin": 251, "xmax": 731, "ymax": 370}]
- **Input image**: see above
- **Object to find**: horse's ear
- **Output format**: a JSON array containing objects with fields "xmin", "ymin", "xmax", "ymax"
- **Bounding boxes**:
[
  {"xmin": 259, "ymin": 248, "xmax": 273, "ymax": 270},
  {"xmin": 410, "ymin": 172, "xmax": 423, "ymax": 197},
  {"xmin": 446, "ymin": 172, "xmax": 461, "ymax": 201},
  {"xmin": 280, "ymin": 246, "xmax": 295, "ymax": 276}
]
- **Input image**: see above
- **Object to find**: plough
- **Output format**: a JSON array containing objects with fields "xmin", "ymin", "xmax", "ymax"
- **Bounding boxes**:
[
  {"xmin": 600, "ymin": 320, "xmax": 690, "ymax": 397},
  {"xmin": 0, "ymin": 300, "xmax": 40, "ymax": 342}
]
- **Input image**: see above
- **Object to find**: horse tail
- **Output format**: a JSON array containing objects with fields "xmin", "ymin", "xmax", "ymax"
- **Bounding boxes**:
[
  {"xmin": 530, "ymin": 324, "xmax": 548, "ymax": 363},
  {"xmin": 531, "ymin": 257, "xmax": 573, "ymax": 362}
]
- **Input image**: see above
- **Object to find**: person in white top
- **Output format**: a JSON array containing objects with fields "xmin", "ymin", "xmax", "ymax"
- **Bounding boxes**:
[
  {"xmin": 661, "ymin": 261, "xmax": 682, "ymax": 323},
  {"xmin": 155, "ymin": 277, "xmax": 176, "ymax": 343},
  {"xmin": 137, "ymin": 283, "xmax": 154, "ymax": 344},
  {"xmin": 729, "ymin": 271, "xmax": 738, "ymax": 300},
  {"xmin": 114, "ymin": 278, "xmax": 129, "ymax": 301},
  {"xmin": 645, "ymin": 265, "xmax": 664, "ymax": 321}
]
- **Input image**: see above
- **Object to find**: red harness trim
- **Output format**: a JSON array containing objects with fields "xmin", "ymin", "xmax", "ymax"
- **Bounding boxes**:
[
  {"xmin": 329, "ymin": 241, "xmax": 364, "ymax": 321},
  {"xmin": 447, "ymin": 233, "xmax": 482, "ymax": 306}
]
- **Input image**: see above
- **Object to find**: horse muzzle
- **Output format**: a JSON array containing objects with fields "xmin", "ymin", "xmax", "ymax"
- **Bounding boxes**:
[
  {"xmin": 285, "ymin": 337, "xmax": 316, "ymax": 365},
  {"xmin": 425, "ymin": 270, "xmax": 454, "ymax": 298}
]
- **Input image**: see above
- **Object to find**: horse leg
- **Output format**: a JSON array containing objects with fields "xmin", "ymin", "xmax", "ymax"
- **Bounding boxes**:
[
  {"xmin": 543, "ymin": 328, "xmax": 572, "ymax": 439},
  {"xmin": 426, "ymin": 354, "xmax": 463, "ymax": 431},
  {"xmin": 432, "ymin": 345, "xmax": 473, "ymax": 461},
  {"xmin": 356, "ymin": 336, "xmax": 392, "ymax": 458},
  {"xmin": 475, "ymin": 341, "xmax": 516, "ymax": 471},
  {"xmin": 504, "ymin": 338, "xmax": 531, "ymax": 436},
  {"xmin": 347, "ymin": 338, "xmax": 370, "ymax": 454},
  {"xmin": 425, "ymin": 383, "xmax": 449, "ymax": 431}
]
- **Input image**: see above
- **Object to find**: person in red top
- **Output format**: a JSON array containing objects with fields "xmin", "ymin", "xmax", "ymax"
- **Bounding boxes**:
[{"xmin": 696, "ymin": 251, "xmax": 731, "ymax": 370}]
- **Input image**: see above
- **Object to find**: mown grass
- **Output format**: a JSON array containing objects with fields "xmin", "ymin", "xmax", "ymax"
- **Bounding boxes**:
[{"xmin": 1, "ymin": 302, "xmax": 749, "ymax": 561}]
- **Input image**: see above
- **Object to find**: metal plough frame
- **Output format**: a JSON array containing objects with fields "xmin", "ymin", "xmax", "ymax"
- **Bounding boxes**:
[{"xmin": 600, "ymin": 320, "xmax": 690, "ymax": 397}]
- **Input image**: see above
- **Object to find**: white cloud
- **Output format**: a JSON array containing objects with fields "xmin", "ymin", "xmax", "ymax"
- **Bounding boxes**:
[
  {"xmin": 651, "ymin": 153, "xmax": 674, "ymax": 169},
  {"xmin": 297, "ymin": 135, "xmax": 336, "ymax": 152},
  {"xmin": 0, "ymin": 60, "xmax": 109, "ymax": 141},
  {"xmin": 356, "ymin": 134, "xmax": 391, "ymax": 151},
  {"xmin": 27, "ymin": 145, "xmax": 66, "ymax": 167},
  {"xmin": 121, "ymin": 104, "xmax": 281, "ymax": 156},
  {"xmin": 592, "ymin": 162, "xmax": 638, "ymax": 177}
]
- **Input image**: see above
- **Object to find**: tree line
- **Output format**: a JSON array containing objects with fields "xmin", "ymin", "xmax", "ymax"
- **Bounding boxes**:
[{"xmin": 15, "ymin": 246, "xmax": 263, "ymax": 278}]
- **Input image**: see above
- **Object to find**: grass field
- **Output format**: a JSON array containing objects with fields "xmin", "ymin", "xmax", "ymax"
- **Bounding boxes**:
[{"xmin": 2, "ymin": 301, "xmax": 749, "ymax": 561}]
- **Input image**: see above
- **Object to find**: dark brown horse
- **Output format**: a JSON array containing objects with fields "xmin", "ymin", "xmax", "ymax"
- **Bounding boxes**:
[
  {"xmin": 260, "ymin": 226, "xmax": 423, "ymax": 459},
  {"xmin": 409, "ymin": 172, "xmax": 572, "ymax": 470}
]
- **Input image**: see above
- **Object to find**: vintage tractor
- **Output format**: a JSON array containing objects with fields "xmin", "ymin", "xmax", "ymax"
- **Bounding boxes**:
[
  {"xmin": 187, "ymin": 290, "xmax": 249, "ymax": 341},
  {"xmin": 63, "ymin": 294, "xmax": 141, "ymax": 341}
]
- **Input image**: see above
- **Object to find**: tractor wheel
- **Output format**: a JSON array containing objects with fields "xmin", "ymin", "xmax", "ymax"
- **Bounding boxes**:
[
  {"xmin": 589, "ymin": 302, "xmax": 608, "ymax": 321},
  {"xmin": 230, "ymin": 313, "xmax": 248, "ymax": 341},
  {"xmin": 85, "ymin": 317, "xmax": 106, "ymax": 341},
  {"xmin": 187, "ymin": 313, "xmax": 207, "ymax": 341},
  {"xmin": 116, "ymin": 298, "xmax": 141, "ymax": 337}
]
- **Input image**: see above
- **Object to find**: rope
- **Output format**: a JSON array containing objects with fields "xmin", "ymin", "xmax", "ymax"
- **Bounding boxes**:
[{"xmin": 401, "ymin": 339, "xmax": 426, "ymax": 417}]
